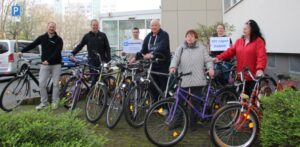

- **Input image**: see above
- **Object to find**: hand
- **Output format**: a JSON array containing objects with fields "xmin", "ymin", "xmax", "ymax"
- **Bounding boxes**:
[
  {"xmin": 42, "ymin": 60, "xmax": 49, "ymax": 65},
  {"xmin": 169, "ymin": 67, "xmax": 176, "ymax": 73},
  {"xmin": 129, "ymin": 57, "xmax": 136, "ymax": 64},
  {"xmin": 213, "ymin": 58, "xmax": 220, "ymax": 63},
  {"xmin": 256, "ymin": 70, "xmax": 264, "ymax": 77},
  {"xmin": 17, "ymin": 52, "xmax": 23, "ymax": 57},
  {"xmin": 208, "ymin": 68, "xmax": 214, "ymax": 78},
  {"xmin": 143, "ymin": 53, "xmax": 153, "ymax": 60},
  {"xmin": 69, "ymin": 54, "xmax": 77, "ymax": 61}
]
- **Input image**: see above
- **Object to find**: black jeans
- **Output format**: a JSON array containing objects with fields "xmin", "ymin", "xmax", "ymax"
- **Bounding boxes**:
[
  {"xmin": 181, "ymin": 86, "xmax": 204, "ymax": 129},
  {"xmin": 245, "ymin": 81, "xmax": 256, "ymax": 96},
  {"xmin": 90, "ymin": 68, "xmax": 99, "ymax": 87},
  {"xmin": 150, "ymin": 65, "xmax": 169, "ymax": 101}
]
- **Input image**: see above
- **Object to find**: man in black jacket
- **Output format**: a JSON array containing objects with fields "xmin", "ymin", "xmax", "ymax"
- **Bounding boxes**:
[
  {"xmin": 131, "ymin": 19, "xmax": 171, "ymax": 101},
  {"xmin": 18, "ymin": 22, "xmax": 63, "ymax": 110},
  {"xmin": 70, "ymin": 19, "xmax": 111, "ymax": 86}
]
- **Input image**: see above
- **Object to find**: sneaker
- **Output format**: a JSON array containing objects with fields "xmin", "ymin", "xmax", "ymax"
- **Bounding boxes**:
[
  {"xmin": 51, "ymin": 102, "xmax": 59, "ymax": 110},
  {"xmin": 36, "ymin": 103, "xmax": 48, "ymax": 110}
]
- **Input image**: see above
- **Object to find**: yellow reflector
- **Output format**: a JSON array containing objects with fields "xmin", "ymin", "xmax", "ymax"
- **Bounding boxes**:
[
  {"xmin": 172, "ymin": 131, "xmax": 178, "ymax": 138},
  {"xmin": 158, "ymin": 107, "xmax": 164, "ymax": 113},
  {"xmin": 130, "ymin": 105, "xmax": 133, "ymax": 112},
  {"xmin": 214, "ymin": 104, "xmax": 219, "ymax": 109},
  {"xmin": 249, "ymin": 122, "xmax": 254, "ymax": 128},
  {"xmin": 146, "ymin": 100, "xmax": 149, "ymax": 105},
  {"xmin": 247, "ymin": 115, "xmax": 250, "ymax": 120}
]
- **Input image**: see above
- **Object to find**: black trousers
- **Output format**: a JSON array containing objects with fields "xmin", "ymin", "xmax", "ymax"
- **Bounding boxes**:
[
  {"xmin": 181, "ymin": 86, "xmax": 204, "ymax": 128},
  {"xmin": 150, "ymin": 65, "xmax": 169, "ymax": 101},
  {"xmin": 245, "ymin": 81, "xmax": 256, "ymax": 96},
  {"xmin": 150, "ymin": 72, "xmax": 168, "ymax": 101}
]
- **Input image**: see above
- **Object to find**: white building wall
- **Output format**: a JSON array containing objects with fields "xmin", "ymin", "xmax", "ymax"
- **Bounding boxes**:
[{"xmin": 223, "ymin": 0, "xmax": 300, "ymax": 54}]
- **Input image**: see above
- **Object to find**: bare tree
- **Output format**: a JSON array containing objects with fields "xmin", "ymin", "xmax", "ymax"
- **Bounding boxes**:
[
  {"xmin": 61, "ymin": 11, "xmax": 89, "ymax": 50},
  {"xmin": 0, "ymin": 0, "xmax": 16, "ymax": 39}
]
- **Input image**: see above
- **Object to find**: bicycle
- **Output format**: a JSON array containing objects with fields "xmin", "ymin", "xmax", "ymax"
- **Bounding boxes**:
[
  {"xmin": 143, "ymin": 72, "xmax": 239, "ymax": 146},
  {"xmin": 0, "ymin": 57, "xmax": 72, "ymax": 112},
  {"xmin": 59, "ymin": 60, "xmax": 99, "ymax": 110},
  {"xmin": 106, "ymin": 59, "xmax": 139, "ymax": 129},
  {"xmin": 209, "ymin": 67, "xmax": 298, "ymax": 147},
  {"xmin": 123, "ymin": 58, "xmax": 178, "ymax": 128},
  {"xmin": 84, "ymin": 55, "xmax": 125, "ymax": 123}
]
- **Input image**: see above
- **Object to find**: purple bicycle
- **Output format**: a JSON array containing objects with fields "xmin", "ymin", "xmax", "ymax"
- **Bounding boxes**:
[{"xmin": 144, "ymin": 72, "xmax": 238, "ymax": 146}]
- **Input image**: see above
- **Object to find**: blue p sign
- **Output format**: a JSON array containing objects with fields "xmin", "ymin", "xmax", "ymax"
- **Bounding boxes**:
[{"xmin": 12, "ymin": 6, "xmax": 21, "ymax": 16}]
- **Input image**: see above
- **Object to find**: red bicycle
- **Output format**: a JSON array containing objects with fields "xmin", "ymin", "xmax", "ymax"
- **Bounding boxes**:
[{"xmin": 209, "ymin": 67, "xmax": 298, "ymax": 147}]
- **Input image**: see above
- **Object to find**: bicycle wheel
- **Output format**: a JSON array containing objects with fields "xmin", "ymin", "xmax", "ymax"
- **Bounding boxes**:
[
  {"xmin": 59, "ymin": 72, "xmax": 72, "ymax": 91},
  {"xmin": 60, "ymin": 76, "xmax": 77, "ymax": 109},
  {"xmin": 144, "ymin": 99, "xmax": 188, "ymax": 146},
  {"xmin": 124, "ymin": 86, "xmax": 153, "ymax": 128},
  {"xmin": 85, "ymin": 83, "xmax": 108, "ymax": 123},
  {"xmin": 106, "ymin": 88, "xmax": 125, "ymax": 129},
  {"xmin": 210, "ymin": 104, "xmax": 259, "ymax": 147},
  {"xmin": 210, "ymin": 86, "xmax": 239, "ymax": 113},
  {"xmin": 0, "ymin": 77, "xmax": 30, "ymax": 112}
]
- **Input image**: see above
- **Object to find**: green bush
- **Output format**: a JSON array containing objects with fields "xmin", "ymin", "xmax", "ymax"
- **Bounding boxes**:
[
  {"xmin": 0, "ymin": 110, "xmax": 107, "ymax": 147},
  {"xmin": 260, "ymin": 89, "xmax": 300, "ymax": 147}
]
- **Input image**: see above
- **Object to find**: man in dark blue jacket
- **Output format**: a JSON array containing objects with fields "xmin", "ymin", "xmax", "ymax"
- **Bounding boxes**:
[
  {"xmin": 131, "ymin": 19, "xmax": 171, "ymax": 101},
  {"xmin": 70, "ymin": 19, "xmax": 111, "ymax": 86}
]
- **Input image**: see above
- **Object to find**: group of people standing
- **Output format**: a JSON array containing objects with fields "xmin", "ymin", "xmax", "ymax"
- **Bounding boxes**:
[{"xmin": 19, "ymin": 18, "xmax": 267, "ymax": 131}]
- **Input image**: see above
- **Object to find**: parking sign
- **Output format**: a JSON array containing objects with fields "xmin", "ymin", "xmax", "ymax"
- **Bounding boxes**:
[{"xmin": 12, "ymin": 6, "xmax": 21, "ymax": 17}]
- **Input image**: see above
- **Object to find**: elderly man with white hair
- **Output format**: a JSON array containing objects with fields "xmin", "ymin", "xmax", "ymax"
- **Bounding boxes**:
[{"xmin": 131, "ymin": 19, "xmax": 171, "ymax": 101}]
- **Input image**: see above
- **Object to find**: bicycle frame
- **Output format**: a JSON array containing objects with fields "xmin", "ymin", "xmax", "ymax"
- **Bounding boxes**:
[{"xmin": 167, "ymin": 79, "xmax": 218, "ymax": 123}]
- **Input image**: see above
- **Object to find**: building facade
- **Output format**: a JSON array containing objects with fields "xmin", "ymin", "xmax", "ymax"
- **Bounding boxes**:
[
  {"xmin": 161, "ymin": 0, "xmax": 223, "ymax": 51},
  {"xmin": 100, "ymin": 10, "xmax": 161, "ymax": 54},
  {"xmin": 223, "ymin": 0, "xmax": 300, "ymax": 80}
]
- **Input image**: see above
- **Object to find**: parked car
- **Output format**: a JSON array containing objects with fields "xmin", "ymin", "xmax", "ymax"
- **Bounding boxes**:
[
  {"xmin": 0, "ymin": 40, "xmax": 41, "ymax": 76},
  {"xmin": 61, "ymin": 50, "xmax": 87, "ymax": 68}
]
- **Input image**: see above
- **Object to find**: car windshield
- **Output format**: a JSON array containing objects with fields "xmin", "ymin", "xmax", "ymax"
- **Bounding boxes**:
[{"xmin": 0, "ymin": 42, "xmax": 9, "ymax": 54}]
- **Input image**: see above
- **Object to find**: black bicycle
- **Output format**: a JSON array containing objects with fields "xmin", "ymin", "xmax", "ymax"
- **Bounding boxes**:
[{"xmin": 0, "ymin": 58, "xmax": 71, "ymax": 112}]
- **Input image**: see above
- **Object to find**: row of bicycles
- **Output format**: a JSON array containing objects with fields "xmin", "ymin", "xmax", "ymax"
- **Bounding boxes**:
[{"xmin": 0, "ymin": 53, "xmax": 298, "ymax": 147}]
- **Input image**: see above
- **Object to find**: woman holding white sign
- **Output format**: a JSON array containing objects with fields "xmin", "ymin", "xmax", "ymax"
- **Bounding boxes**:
[
  {"xmin": 214, "ymin": 19, "xmax": 267, "ymax": 96},
  {"xmin": 210, "ymin": 24, "xmax": 232, "ymax": 57}
]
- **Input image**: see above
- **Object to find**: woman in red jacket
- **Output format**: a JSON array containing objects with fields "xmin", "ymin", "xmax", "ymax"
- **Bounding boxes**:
[{"xmin": 215, "ymin": 19, "xmax": 267, "ymax": 95}]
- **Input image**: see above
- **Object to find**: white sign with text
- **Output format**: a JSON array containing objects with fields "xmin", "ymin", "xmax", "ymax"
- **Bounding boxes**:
[
  {"xmin": 210, "ymin": 37, "xmax": 230, "ymax": 51},
  {"xmin": 123, "ymin": 39, "xmax": 143, "ymax": 53}
]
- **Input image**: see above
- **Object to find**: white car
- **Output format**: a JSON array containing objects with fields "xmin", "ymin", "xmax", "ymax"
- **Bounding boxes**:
[{"xmin": 0, "ymin": 40, "xmax": 41, "ymax": 76}]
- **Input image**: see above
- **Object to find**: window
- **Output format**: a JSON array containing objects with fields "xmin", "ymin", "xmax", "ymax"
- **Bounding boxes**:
[
  {"xmin": 102, "ymin": 20, "xmax": 118, "ymax": 53},
  {"xmin": 224, "ymin": 0, "xmax": 243, "ymax": 12},
  {"xmin": 119, "ymin": 20, "xmax": 145, "ymax": 50},
  {"xmin": 17, "ymin": 42, "xmax": 40, "ymax": 54},
  {"xmin": 290, "ymin": 55, "xmax": 300, "ymax": 73},
  {"xmin": 0, "ymin": 42, "xmax": 8, "ymax": 54},
  {"xmin": 267, "ymin": 54, "xmax": 276, "ymax": 68}
]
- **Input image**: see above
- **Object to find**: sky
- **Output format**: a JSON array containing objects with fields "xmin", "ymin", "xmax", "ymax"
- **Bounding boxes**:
[
  {"xmin": 32, "ymin": 0, "xmax": 161, "ymax": 13},
  {"xmin": 108, "ymin": 0, "xmax": 160, "ymax": 13}
]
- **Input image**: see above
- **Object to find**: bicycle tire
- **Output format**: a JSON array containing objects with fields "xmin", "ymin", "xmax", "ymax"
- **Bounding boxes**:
[
  {"xmin": 144, "ymin": 98, "xmax": 188, "ymax": 146},
  {"xmin": 124, "ymin": 86, "xmax": 153, "ymax": 128},
  {"xmin": 106, "ymin": 88, "xmax": 125, "ymax": 129},
  {"xmin": 85, "ymin": 83, "xmax": 108, "ymax": 123},
  {"xmin": 209, "ymin": 86, "xmax": 239, "ymax": 113},
  {"xmin": 0, "ymin": 77, "xmax": 30, "ymax": 112},
  {"xmin": 210, "ymin": 103, "xmax": 259, "ymax": 147},
  {"xmin": 60, "ymin": 76, "xmax": 77, "ymax": 109}
]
